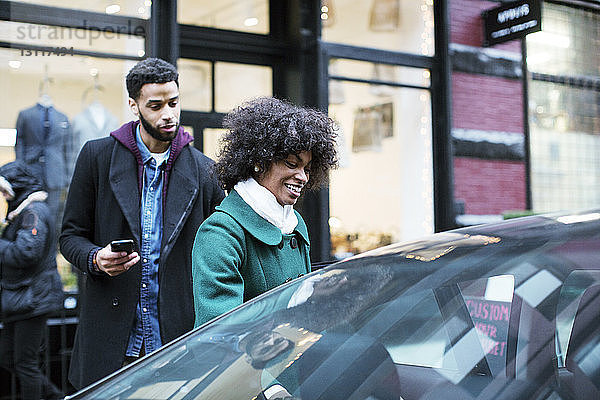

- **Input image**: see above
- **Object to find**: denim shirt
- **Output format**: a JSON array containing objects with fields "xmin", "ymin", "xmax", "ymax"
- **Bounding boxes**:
[{"xmin": 125, "ymin": 126, "xmax": 170, "ymax": 357}]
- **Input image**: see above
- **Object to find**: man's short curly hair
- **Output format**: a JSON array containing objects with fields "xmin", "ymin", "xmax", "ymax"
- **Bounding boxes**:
[
  {"xmin": 126, "ymin": 58, "xmax": 179, "ymax": 100},
  {"xmin": 216, "ymin": 97, "xmax": 338, "ymax": 192}
]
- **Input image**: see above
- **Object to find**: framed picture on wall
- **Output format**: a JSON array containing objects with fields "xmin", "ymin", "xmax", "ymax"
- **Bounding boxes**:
[{"xmin": 351, "ymin": 102, "xmax": 394, "ymax": 152}]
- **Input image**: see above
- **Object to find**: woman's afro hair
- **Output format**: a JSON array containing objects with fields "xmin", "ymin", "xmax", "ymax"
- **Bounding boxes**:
[{"xmin": 216, "ymin": 97, "xmax": 338, "ymax": 191}]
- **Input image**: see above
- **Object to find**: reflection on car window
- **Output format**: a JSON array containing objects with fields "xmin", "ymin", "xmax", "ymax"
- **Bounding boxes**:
[
  {"xmin": 79, "ymin": 269, "xmax": 519, "ymax": 399},
  {"xmin": 556, "ymin": 270, "xmax": 600, "ymax": 367},
  {"xmin": 461, "ymin": 275, "xmax": 514, "ymax": 376}
]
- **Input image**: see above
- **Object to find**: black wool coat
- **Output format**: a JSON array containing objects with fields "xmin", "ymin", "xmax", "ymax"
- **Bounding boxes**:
[{"xmin": 60, "ymin": 128, "xmax": 224, "ymax": 389}]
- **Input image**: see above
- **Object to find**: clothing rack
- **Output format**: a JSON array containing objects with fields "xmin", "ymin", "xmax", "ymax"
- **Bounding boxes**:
[{"xmin": 81, "ymin": 74, "xmax": 105, "ymax": 106}]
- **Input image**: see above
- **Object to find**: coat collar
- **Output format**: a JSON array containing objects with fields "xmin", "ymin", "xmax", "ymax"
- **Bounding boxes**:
[
  {"xmin": 217, "ymin": 190, "xmax": 309, "ymax": 246},
  {"xmin": 110, "ymin": 121, "xmax": 194, "ymax": 194},
  {"xmin": 108, "ymin": 128, "xmax": 199, "ymax": 256}
]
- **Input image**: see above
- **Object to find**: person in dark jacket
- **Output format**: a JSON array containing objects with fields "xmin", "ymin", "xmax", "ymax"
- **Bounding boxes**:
[
  {"xmin": 60, "ymin": 58, "xmax": 225, "ymax": 389},
  {"xmin": 192, "ymin": 97, "xmax": 338, "ymax": 327},
  {"xmin": 0, "ymin": 161, "xmax": 64, "ymax": 400}
]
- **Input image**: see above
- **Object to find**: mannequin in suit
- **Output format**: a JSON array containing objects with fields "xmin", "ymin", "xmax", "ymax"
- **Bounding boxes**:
[{"xmin": 15, "ymin": 101, "xmax": 72, "ymax": 232}]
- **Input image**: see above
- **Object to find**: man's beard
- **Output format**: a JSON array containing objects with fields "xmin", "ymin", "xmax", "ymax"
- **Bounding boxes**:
[{"xmin": 139, "ymin": 110, "xmax": 179, "ymax": 143}]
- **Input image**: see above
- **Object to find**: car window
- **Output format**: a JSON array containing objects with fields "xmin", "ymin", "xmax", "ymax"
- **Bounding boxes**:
[
  {"xmin": 461, "ymin": 275, "xmax": 514, "ymax": 376},
  {"xmin": 556, "ymin": 270, "xmax": 600, "ymax": 367}
]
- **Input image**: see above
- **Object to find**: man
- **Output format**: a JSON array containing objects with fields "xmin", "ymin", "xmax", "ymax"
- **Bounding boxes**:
[{"xmin": 60, "ymin": 58, "xmax": 225, "ymax": 389}]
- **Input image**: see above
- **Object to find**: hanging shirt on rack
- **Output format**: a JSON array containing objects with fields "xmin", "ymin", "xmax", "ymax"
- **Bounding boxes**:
[{"xmin": 70, "ymin": 101, "xmax": 119, "ymax": 174}]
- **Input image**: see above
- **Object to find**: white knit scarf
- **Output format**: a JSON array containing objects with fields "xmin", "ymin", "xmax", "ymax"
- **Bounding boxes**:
[{"xmin": 234, "ymin": 178, "xmax": 298, "ymax": 234}]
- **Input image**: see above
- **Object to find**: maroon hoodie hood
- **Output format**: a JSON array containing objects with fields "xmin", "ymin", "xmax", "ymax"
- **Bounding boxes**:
[{"xmin": 110, "ymin": 120, "xmax": 194, "ymax": 196}]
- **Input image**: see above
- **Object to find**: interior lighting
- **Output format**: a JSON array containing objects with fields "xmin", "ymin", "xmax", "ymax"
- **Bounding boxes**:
[
  {"xmin": 528, "ymin": 31, "xmax": 570, "ymax": 48},
  {"xmin": 244, "ymin": 17, "xmax": 259, "ymax": 27},
  {"xmin": 0, "ymin": 129, "xmax": 16, "ymax": 146},
  {"xmin": 144, "ymin": 0, "xmax": 152, "ymax": 6},
  {"xmin": 105, "ymin": 4, "xmax": 121, "ymax": 14},
  {"xmin": 8, "ymin": 60, "xmax": 21, "ymax": 69},
  {"xmin": 138, "ymin": 49, "xmax": 146, "ymax": 57},
  {"xmin": 138, "ymin": 7, "xmax": 145, "ymax": 14},
  {"xmin": 321, "ymin": 13, "xmax": 329, "ymax": 20},
  {"xmin": 328, "ymin": 216, "xmax": 342, "ymax": 229}
]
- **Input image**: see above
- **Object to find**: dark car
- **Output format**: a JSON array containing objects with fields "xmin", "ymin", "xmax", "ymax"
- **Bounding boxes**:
[{"xmin": 68, "ymin": 210, "xmax": 600, "ymax": 399}]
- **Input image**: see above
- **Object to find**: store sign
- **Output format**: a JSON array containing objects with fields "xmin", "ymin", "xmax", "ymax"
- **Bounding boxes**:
[{"xmin": 482, "ymin": 0, "xmax": 541, "ymax": 47}]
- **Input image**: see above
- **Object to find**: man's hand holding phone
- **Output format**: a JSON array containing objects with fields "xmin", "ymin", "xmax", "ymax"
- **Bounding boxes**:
[{"xmin": 95, "ymin": 239, "xmax": 140, "ymax": 277}]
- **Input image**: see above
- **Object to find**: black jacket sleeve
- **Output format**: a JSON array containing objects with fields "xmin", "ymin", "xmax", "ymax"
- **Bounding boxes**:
[
  {"xmin": 0, "ymin": 205, "xmax": 49, "ymax": 269},
  {"xmin": 59, "ymin": 141, "xmax": 100, "ymax": 274}
]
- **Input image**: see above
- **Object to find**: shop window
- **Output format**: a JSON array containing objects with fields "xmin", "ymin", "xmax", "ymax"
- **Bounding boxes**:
[
  {"xmin": 1, "ymin": 21, "xmax": 146, "ymax": 58},
  {"xmin": 527, "ymin": 4, "xmax": 600, "ymax": 77},
  {"xmin": 178, "ymin": 59, "xmax": 212, "ymax": 112},
  {"xmin": 15, "ymin": 0, "xmax": 151, "ymax": 19},
  {"xmin": 321, "ymin": 0, "xmax": 434, "ymax": 55},
  {"xmin": 0, "ymin": 47, "xmax": 138, "ymax": 290},
  {"xmin": 178, "ymin": 0, "xmax": 269, "ymax": 34},
  {"xmin": 328, "ymin": 67, "xmax": 433, "ymax": 259},
  {"xmin": 330, "ymin": 58, "xmax": 431, "ymax": 88},
  {"xmin": 203, "ymin": 128, "xmax": 228, "ymax": 161},
  {"xmin": 527, "ymin": 3, "xmax": 600, "ymax": 214},
  {"xmin": 215, "ymin": 62, "xmax": 272, "ymax": 113}
]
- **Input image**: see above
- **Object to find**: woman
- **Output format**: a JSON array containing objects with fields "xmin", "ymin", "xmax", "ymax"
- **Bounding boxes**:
[
  {"xmin": 0, "ymin": 161, "xmax": 63, "ymax": 400},
  {"xmin": 192, "ymin": 97, "xmax": 338, "ymax": 327}
]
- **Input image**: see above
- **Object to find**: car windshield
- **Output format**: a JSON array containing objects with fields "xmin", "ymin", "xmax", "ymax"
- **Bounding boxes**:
[{"xmin": 75, "ymin": 214, "xmax": 600, "ymax": 400}]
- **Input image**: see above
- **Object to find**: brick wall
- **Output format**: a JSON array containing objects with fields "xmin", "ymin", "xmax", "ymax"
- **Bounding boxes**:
[
  {"xmin": 454, "ymin": 157, "xmax": 526, "ymax": 214},
  {"xmin": 450, "ymin": 0, "xmax": 527, "ymax": 216},
  {"xmin": 450, "ymin": 0, "xmax": 520, "ymax": 52},
  {"xmin": 452, "ymin": 72, "xmax": 523, "ymax": 132}
]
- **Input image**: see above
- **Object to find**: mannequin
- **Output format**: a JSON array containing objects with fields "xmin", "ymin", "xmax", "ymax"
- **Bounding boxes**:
[
  {"xmin": 70, "ymin": 75, "xmax": 119, "ymax": 172},
  {"xmin": 15, "ymin": 67, "xmax": 71, "ymax": 231}
]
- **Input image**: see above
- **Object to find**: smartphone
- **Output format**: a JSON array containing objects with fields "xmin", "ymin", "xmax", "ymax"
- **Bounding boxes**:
[{"xmin": 110, "ymin": 239, "xmax": 134, "ymax": 254}]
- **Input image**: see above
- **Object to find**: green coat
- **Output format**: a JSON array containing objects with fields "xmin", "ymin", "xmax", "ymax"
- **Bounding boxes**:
[{"xmin": 192, "ymin": 190, "xmax": 311, "ymax": 327}]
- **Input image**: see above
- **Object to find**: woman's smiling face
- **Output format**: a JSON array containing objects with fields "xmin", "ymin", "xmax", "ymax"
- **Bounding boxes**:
[{"xmin": 256, "ymin": 151, "xmax": 312, "ymax": 206}]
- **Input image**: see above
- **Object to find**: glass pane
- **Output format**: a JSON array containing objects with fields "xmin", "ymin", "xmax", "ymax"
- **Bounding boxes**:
[
  {"xmin": 178, "ymin": 59, "xmax": 212, "ymax": 112},
  {"xmin": 527, "ymin": 4, "xmax": 600, "ymax": 76},
  {"xmin": 181, "ymin": 125, "xmax": 194, "ymax": 146},
  {"xmin": 178, "ymin": 0, "xmax": 269, "ymax": 34},
  {"xmin": 527, "ymin": 3, "xmax": 600, "ymax": 214},
  {"xmin": 1, "ymin": 21, "xmax": 146, "ymax": 58},
  {"xmin": 322, "ymin": 0, "xmax": 434, "ymax": 55},
  {"xmin": 529, "ymin": 80, "xmax": 600, "ymax": 213},
  {"xmin": 16, "ymin": 0, "xmax": 151, "ymax": 19},
  {"xmin": 1, "ymin": 49, "xmax": 133, "ymax": 140},
  {"xmin": 203, "ymin": 128, "xmax": 227, "ymax": 161},
  {"xmin": 0, "ymin": 47, "xmax": 136, "ymax": 288},
  {"xmin": 215, "ymin": 62, "xmax": 272, "ymax": 113},
  {"xmin": 329, "ymin": 79, "xmax": 433, "ymax": 259},
  {"xmin": 330, "ymin": 58, "xmax": 431, "ymax": 88}
]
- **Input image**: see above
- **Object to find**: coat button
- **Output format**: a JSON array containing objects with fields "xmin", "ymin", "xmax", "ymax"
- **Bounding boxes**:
[
  {"xmin": 112, "ymin": 297, "xmax": 119, "ymax": 307},
  {"xmin": 290, "ymin": 237, "xmax": 298, "ymax": 249}
]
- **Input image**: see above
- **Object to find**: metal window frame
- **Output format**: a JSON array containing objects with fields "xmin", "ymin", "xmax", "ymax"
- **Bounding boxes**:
[{"xmin": 0, "ymin": 0, "xmax": 147, "ymax": 60}]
